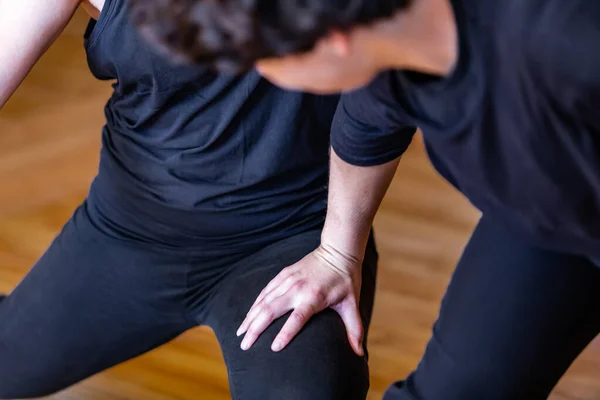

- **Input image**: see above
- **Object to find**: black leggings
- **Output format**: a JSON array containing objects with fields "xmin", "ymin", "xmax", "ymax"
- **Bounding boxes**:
[
  {"xmin": 0, "ymin": 202, "xmax": 378, "ymax": 400},
  {"xmin": 385, "ymin": 216, "xmax": 600, "ymax": 400}
]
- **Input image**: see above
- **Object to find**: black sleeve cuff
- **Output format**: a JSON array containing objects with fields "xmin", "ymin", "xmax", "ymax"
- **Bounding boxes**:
[
  {"xmin": 331, "ymin": 125, "xmax": 416, "ymax": 167},
  {"xmin": 330, "ymin": 95, "xmax": 416, "ymax": 166}
]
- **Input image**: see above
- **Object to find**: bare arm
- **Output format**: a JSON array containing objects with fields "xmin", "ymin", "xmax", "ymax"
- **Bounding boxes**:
[
  {"xmin": 0, "ymin": 0, "xmax": 81, "ymax": 108},
  {"xmin": 321, "ymin": 148, "xmax": 399, "ymax": 259},
  {"xmin": 237, "ymin": 149, "xmax": 400, "ymax": 355},
  {"xmin": 237, "ymin": 76, "xmax": 413, "ymax": 355}
]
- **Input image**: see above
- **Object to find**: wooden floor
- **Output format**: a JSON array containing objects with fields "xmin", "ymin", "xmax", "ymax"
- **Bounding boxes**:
[{"xmin": 1, "ymin": 11, "xmax": 599, "ymax": 400}]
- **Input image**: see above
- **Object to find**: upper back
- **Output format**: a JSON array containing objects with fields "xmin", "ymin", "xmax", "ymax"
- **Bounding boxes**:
[
  {"xmin": 334, "ymin": 0, "xmax": 600, "ymax": 257},
  {"xmin": 408, "ymin": 0, "xmax": 600, "ymax": 251}
]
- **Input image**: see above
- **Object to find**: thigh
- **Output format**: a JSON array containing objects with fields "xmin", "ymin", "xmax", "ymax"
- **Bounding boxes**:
[
  {"xmin": 0, "ymin": 203, "xmax": 193, "ymax": 399},
  {"xmin": 385, "ymin": 217, "xmax": 600, "ymax": 400},
  {"xmin": 206, "ymin": 230, "xmax": 378, "ymax": 400}
]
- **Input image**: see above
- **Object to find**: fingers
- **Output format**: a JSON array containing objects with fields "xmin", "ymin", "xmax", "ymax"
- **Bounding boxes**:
[
  {"xmin": 253, "ymin": 267, "xmax": 295, "ymax": 307},
  {"xmin": 237, "ymin": 274, "xmax": 297, "ymax": 337},
  {"xmin": 271, "ymin": 303, "xmax": 317, "ymax": 352},
  {"xmin": 335, "ymin": 298, "xmax": 364, "ymax": 356},
  {"xmin": 235, "ymin": 251, "xmax": 363, "ymax": 355},
  {"xmin": 240, "ymin": 295, "xmax": 292, "ymax": 351},
  {"xmin": 239, "ymin": 282, "xmax": 326, "ymax": 352}
]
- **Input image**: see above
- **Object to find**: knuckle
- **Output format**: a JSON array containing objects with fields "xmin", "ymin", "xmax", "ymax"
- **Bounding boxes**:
[
  {"xmin": 278, "ymin": 334, "xmax": 290, "ymax": 343},
  {"xmin": 309, "ymin": 287, "xmax": 326, "ymax": 303},
  {"xmin": 291, "ymin": 311, "xmax": 307, "ymax": 324},
  {"xmin": 246, "ymin": 326, "xmax": 257, "ymax": 336},
  {"xmin": 278, "ymin": 332, "xmax": 291, "ymax": 343},
  {"xmin": 291, "ymin": 279, "xmax": 307, "ymax": 292},
  {"xmin": 261, "ymin": 305, "xmax": 274, "ymax": 319},
  {"xmin": 263, "ymin": 294, "xmax": 274, "ymax": 304}
]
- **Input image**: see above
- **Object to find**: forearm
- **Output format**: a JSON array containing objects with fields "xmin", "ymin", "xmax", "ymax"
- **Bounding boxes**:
[
  {"xmin": 0, "ymin": 0, "xmax": 80, "ymax": 109},
  {"xmin": 321, "ymin": 147, "xmax": 400, "ymax": 259}
]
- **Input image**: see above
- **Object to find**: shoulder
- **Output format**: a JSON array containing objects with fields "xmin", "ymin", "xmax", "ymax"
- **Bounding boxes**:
[
  {"xmin": 331, "ymin": 72, "xmax": 416, "ymax": 166},
  {"xmin": 335, "ymin": 71, "xmax": 414, "ymax": 132}
]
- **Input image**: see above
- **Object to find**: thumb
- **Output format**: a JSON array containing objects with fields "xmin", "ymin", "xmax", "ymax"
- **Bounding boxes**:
[{"xmin": 335, "ymin": 298, "xmax": 364, "ymax": 357}]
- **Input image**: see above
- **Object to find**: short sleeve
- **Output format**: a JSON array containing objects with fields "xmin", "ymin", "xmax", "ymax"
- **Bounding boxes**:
[{"xmin": 331, "ymin": 71, "xmax": 417, "ymax": 167}]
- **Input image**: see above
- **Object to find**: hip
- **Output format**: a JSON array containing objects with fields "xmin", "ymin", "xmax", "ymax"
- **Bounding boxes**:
[{"xmin": 86, "ymin": 175, "xmax": 327, "ymax": 254}]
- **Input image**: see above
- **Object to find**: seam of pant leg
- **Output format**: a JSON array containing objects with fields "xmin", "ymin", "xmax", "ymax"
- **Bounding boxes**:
[
  {"xmin": 180, "ymin": 251, "xmax": 201, "ymax": 327},
  {"xmin": 178, "ymin": 253, "xmax": 241, "ymax": 397},
  {"xmin": 221, "ymin": 346, "xmax": 240, "ymax": 400}
]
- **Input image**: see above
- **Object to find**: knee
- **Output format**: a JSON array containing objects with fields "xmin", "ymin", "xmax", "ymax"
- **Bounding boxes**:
[
  {"xmin": 277, "ymin": 311, "xmax": 369, "ymax": 399},
  {"xmin": 254, "ymin": 374, "xmax": 369, "ymax": 400},
  {"xmin": 230, "ymin": 358, "xmax": 369, "ymax": 400},
  {"xmin": 226, "ymin": 311, "xmax": 370, "ymax": 400},
  {"xmin": 271, "ymin": 346, "xmax": 369, "ymax": 400}
]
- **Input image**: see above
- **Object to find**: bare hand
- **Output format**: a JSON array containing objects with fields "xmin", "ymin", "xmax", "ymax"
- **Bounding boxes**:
[{"xmin": 236, "ymin": 245, "xmax": 364, "ymax": 356}]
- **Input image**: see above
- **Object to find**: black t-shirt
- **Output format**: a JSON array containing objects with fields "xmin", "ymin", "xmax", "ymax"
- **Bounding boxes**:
[
  {"xmin": 332, "ymin": 0, "xmax": 600, "ymax": 257},
  {"xmin": 83, "ymin": 0, "xmax": 339, "ymax": 251}
]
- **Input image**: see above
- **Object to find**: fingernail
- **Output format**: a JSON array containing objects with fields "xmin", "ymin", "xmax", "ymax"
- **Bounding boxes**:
[
  {"xmin": 272, "ymin": 341, "xmax": 282, "ymax": 352},
  {"xmin": 241, "ymin": 339, "xmax": 249, "ymax": 351},
  {"xmin": 237, "ymin": 321, "xmax": 248, "ymax": 336}
]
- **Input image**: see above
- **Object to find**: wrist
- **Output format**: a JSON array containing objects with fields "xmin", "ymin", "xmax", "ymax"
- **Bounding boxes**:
[
  {"xmin": 314, "ymin": 242, "xmax": 363, "ymax": 274},
  {"xmin": 320, "ymin": 219, "xmax": 371, "ymax": 261}
]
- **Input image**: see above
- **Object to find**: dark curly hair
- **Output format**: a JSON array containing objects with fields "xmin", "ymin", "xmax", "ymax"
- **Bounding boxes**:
[{"xmin": 129, "ymin": 0, "xmax": 411, "ymax": 72}]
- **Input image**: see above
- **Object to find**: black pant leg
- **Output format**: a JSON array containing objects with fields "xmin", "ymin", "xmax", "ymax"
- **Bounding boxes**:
[
  {"xmin": 206, "ymin": 229, "xmax": 378, "ymax": 400},
  {"xmin": 385, "ymin": 217, "xmax": 600, "ymax": 400},
  {"xmin": 0, "ymin": 203, "xmax": 193, "ymax": 399}
]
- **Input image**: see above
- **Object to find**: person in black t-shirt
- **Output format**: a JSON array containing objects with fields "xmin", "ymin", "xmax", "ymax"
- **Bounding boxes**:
[
  {"xmin": 0, "ymin": 1, "xmax": 379, "ymax": 399},
  {"xmin": 137, "ymin": 0, "xmax": 600, "ymax": 398}
]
